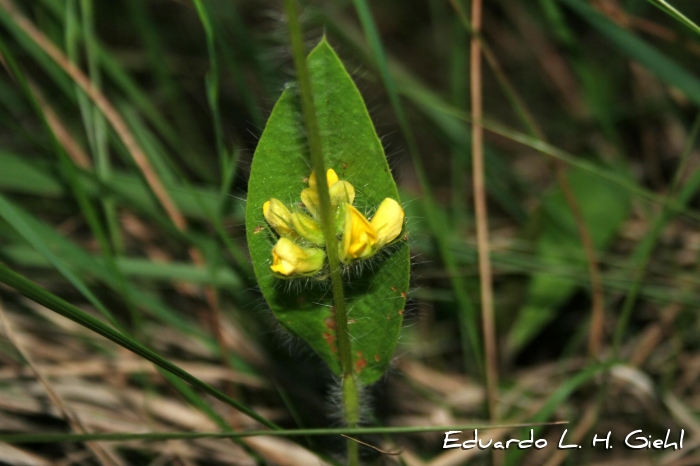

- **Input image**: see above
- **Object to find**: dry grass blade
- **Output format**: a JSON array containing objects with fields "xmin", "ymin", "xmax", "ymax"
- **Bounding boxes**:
[
  {"xmin": 470, "ymin": 0, "xmax": 499, "ymax": 436},
  {"xmin": 0, "ymin": 301, "xmax": 123, "ymax": 466},
  {"xmin": 450, "ymin": 0, "xmax": 607, "ymax": 360},
  {"xmin": 28, "ymin": 80, "xmax": 92, "ymax": 169}
]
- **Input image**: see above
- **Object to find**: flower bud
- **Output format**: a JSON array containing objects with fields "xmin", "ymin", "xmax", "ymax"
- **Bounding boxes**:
[
  {"xmin": 263, "ymin": 198, "xmax": 294, "ymax": 237},
  {"xmin": 291, "ymin": 212, "xmax": 324, "ymax": 246},
  {"xmin": 270, "ymin": 238, "xmax": 325, "ymax": 277}
]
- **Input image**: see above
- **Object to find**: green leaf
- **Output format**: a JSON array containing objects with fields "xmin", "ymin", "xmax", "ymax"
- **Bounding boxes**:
[
  {"xmin": 507, "ymin": 170, "xmax": 631, "ymax": 353},
  {"xmin": 245, "ymin": 39, "xmax": 409, "ymax": 385}
]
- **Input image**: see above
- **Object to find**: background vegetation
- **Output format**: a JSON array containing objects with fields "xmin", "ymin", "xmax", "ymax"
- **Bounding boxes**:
[{"xmin": 0, "ymin": 0, "xmax": 699, "ymax": 464}]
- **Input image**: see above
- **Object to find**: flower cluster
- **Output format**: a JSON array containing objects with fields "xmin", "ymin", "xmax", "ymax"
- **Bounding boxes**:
[{"xmin": 263, "ymin": 168, "xmax": 405, "ymax": 277}]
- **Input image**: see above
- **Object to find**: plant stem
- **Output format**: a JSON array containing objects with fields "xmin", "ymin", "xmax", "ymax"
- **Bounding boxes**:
[
  {"xmin": 470, "ymin": 0, "xmax": 499, "ymax": 433},
  {"xmin": 284, "ymin": 1, "xmax": 360, "ymax": 464}
]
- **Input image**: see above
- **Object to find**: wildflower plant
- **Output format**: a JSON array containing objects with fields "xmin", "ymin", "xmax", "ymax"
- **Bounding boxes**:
[{"xmin": 245, "ymin": 38, "xmax": 410, "ymax": 396}]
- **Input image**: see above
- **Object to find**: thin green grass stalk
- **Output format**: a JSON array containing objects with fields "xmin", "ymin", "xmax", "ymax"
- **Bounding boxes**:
[
  {"xmin": 0, "ymin": 421, "xmax": 571, "ymax": 443},
  {"xmin": 112, "ymin": 103, "xmax": 251, "ymax": 274},
  {"xmin": 124, "ymin": 0, "xmax": 210, "ymax": 170},
  {"xmin": 646, "ymin": 0, "xmax": 700, "ymax": 38},
  {"xmin": 560, "ymin": 0, "xmax": 700, "ymax": 108},
  {"xmin": 273, "ymin": 382, "xmax": 319, "ymax": 451},
  {"xmin": 448, "ymin": 13, "xmax": 469, "ymax": 226},
  {"xmin": 191, "ymin": 0, "xmax": 250, "ymax": 258},
  {"xmin": 212, "ymin": 1, "xmax": 265, "ymax": 129},
  {"xmin": 537, "ymin": 0, "xmax": 625, "ymax": 153},
  {"xmin": 2, "ymin": 27, "xmax": 141, "ymax": 331},
  {"xmin": 192, "ymin": 0, "xmax": 226, "ymax": 182},
  {"xmin": 0, "ymin": 153, "xmax": 259, "ymax": 449},
  {"xmin": 0, "ymin": 185, "xmax": 253, "ymax": 370},
  {"xmin": 0, "ymin": 39, "xmax": 124, "ymax": 328},
  {"xmin": 217, "ymin": 147, "xmax": 241, "ymax": 220},
  {"xmin": 283, "ymin": 2, "xmax": 360, "ymax": 464},
  {"xmin": 611, "ymin": 112, "xmax": 700, "ymax": 357},
  {"xmin": 350, "ymin": 0, "xmax": 484, "ymax": 376},
  {"xmin": 0, "ymin": 191, "xmax": 258, "ymax": 453},
  {"xmin": 34, "ymin": 0, "xmax": 213, "ymax": 181},
  {"xmin": 307, "ymin": 8, "xmax": 541, "ymax": 223},
  {"xmin": 78, "ymin": 0, "xmax": 122, "ymax": 253},
  {"xmin": 0, "ymin": 262, "xmax": 279, "ymax": 430},
  {"xmin": 158, "ymin": 370, "xmax": 267, "ymax": 463},
  {"xmin": 66, "ymin": 0, "xmax": 252, "ymax": 434},
  {"xmin": 402, "ymin": 97, "xmax": 700, "ymax": 224}
]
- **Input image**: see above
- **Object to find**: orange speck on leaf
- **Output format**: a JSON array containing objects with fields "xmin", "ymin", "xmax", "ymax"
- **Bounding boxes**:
[
  {"xmin": 401, "ymin": 292, "xmax": 407, "ymax": 298},
  {"xmin": 398, "ymin": 309, "xmax": 404, "ymax": 315},
  {"xmin": 374, "ymin": 354, "xmax": 380, "ymax": 362},
  {"xmin": 355, "ymin": 351, "xmax": 367, "ymax": 373},
  {"xmin": 391, "ymin": 286, "xmax": 397, "ymax": 292},
  {"xmin": 322, "ymin": 332, "xmax": 337, "ymax": 353},
  {"xmin": 253, "ymin": 226, "xmax": 264, "ymax": 234}
]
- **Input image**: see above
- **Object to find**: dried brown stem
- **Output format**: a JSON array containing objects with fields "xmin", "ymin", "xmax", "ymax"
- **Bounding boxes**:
[
  {"xmin": 457, "ymin": 0, "xmax": 606, "ymax": 360},
  {"xmin": 470, "ymin": 0, "xmax": 500, "ymax": 438},
  {"xmin": 29, "ymin": 80, "xmax": 93, "ymax": 169}
]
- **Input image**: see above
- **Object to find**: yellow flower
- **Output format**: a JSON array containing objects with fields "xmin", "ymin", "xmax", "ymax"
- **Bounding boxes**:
[
  {"xmin": 270, "ymin": 237, "xmax": 325, "ymax": 277},
  {"xmin": 342, "ymin": 204, "xmax": 378, "ymax": 261},
  {"xmin": 341, "ymin": 198, "xmax": 404, "ymax": 263},
  {"xmin": 290, "ymin": 211, "xmax": 324, "ymax": 246},
  {"xmin": 301, "ymin": 169, "xmax": 355, "ymax": 218},
  {"xmin": 263, "ymin": 198, "xmax": 294, "ymax": 237}
]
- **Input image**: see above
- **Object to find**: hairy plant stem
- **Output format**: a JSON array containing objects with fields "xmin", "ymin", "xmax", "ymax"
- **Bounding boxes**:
[{"xmin": 284, "ymin": 1, "xmax": 360, "ymax": 464}]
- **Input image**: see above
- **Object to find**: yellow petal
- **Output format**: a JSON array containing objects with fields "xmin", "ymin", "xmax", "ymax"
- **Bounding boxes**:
[
  {"xmin": 308, "ymin": 168, "xmax": 339, "ymax": 188},
  {"xmin": 326, "ymin": 168, "xmax": 340, "ymax": 186},
  {"xmin": 270, "ymin": 238, "xmax": 325, "ymax": 276},
  {"xmin": 291, "ymin": 212, "xmax": 324, "ymax": 246},
  {"xmin": 370, "ymin": 198, "xmax": 404, "ymax": 247},
  {"xmin": 341, "ymin": 204, "xmax": 377, "ymax": 262},
  {"xmin": 303, "ymin": 169, "xmax": 356, "ymax": 226},
  {"xmin": 329, "ymin": 180, "xmax": 355, "ymax": 206},
  {"xmin": 263, "ymin": 198, "xmax": 294, "ymax": 237},
  {"xmin": 300, "ymin": 187, "xmax": 320, "ymax": 218}
]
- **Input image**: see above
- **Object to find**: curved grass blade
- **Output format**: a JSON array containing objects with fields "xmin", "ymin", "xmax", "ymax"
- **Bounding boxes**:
[
  {"xmin": 0, "ymin": 262, "xmax": 277, "ymax": 430},
  {"xmin": 646, "ymin": 0, "xmax": 700, "ymax": 39}
]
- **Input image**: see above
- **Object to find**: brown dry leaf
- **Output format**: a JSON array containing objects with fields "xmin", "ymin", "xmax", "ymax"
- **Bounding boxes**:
[{"xmin": 0, "ymin": 444, "xmax": 52, "ymax": 466}]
